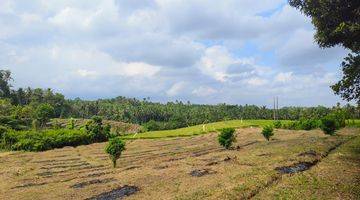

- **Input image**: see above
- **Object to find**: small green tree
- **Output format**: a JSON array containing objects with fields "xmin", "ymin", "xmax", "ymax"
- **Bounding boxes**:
[
  {"xmin": 35, "ymin": 103, "xmax": 54, "ymax": 127},
  {"xmin": 218, "ymin": 128, "xmax": 236, "ymax": 149},
  {"xmin": 320, "ymin": 116, "xmax": 337, "ymax": 135},
  {"xmin": 261, "ymin": 125, "xmax": 274, "ymax": 141},
  {"xmin": 85, "ymin": 116, "xmax": 108, "ymax": 142},
  {"xmin": 105, "ymin": 137, "xmax": 125, "ymax": 168},
  {"xmin": 67, "ymin": 118, "xmax": 75, "ymax": 129}
]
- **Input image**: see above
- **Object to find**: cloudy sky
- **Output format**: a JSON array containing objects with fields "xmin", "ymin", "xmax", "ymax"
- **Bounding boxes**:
[{"xmin": 0, "ymin": 0, "xmax": 350, "ymax": 107}]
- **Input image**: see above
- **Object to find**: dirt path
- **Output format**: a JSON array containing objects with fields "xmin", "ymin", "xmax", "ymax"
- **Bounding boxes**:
[{"xmin": 0, "ymin": 128, "xmax": 358, "ymax": 200}]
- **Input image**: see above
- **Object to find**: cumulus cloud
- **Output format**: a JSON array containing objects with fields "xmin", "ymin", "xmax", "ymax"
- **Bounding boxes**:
[{"xmin": 0, "ymin": 0, "xmax": 349, "ymax": 106}]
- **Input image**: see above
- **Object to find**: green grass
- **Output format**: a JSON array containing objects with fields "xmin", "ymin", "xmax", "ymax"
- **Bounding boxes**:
[{"xmin": 121, "ymin": 120, "xmax": 291, "ymax": 139}]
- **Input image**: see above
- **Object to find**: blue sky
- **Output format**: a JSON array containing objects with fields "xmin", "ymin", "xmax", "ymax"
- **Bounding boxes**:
[{"xmin": 0, "ymin": 0, "xmax": 350, "ymax": 107}]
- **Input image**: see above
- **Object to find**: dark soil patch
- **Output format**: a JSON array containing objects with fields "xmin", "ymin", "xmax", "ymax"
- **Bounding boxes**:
[
  {"xmin": 235, "ymin": 141, "xmax": 258, "ymax": 150},
  {"xmin": 40, "ymin": 162, "xmax": 91, "ymax": 170},
  {"xmin": 257, "ymin": 153, "xmax": 272, "ymax": 157},
  {"xmin": 206, "ymin": 161, "xmax": 219, "ymax": 166},
  {"xmin": 70, "ymin": 178, "xmax": 116, "ymax": 189},
  {"xmin": 190, "ymin": 169, "xmax": 216, "ymax": 177},
  {"xmin": 124, "ymin": 166, "xmax": 141, "ymax": 170},
  {"xmin": 37, "ymin": 171, "xmax": 53, "ymax": 177},
  {"xmin": 86, "ymin": 185, "xmax": 140, "ymax": 200},
  {"xmin": 153, "ymin": 165, "xmax": 169, "ymax": 170},
  {"xmin": 12, "ymin": 182, "xmax": 47, "ymax": 189},
  {"xmin": 275, "ymin": 161, "xmax": 317, "ymax": 174},
  {"xmin": 298, "ymin": 150, "xmax": 318, "ymax": 157}
]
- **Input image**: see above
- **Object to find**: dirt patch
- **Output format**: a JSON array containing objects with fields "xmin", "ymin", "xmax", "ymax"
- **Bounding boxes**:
[
  {"xmin": 190, "ymin": 169, "xmax": 216, "ymax": 177},
  {"xmin": 298, "ymin": 150, "xmax": 318, "ymax": 157},
  {"xmin": 124, "ymin": 166, "xmax": 141, "ymax": 171},
  {"xmin": 275, "ymin": 161, "xmax": 317, "ymax": 174},
  {"xmin": 257, "ymin": 153, "xmax": 272, "ymax": 157},
  {"xmin": 153, "ymin": 165, "xmax": 169, "ymax": 170},
  {"xmin": 70, "ymin": 178, "xmax": 116, "ymax": 189},
  {"xmin": 86, "ymin": 185, "xmax": 140, "ymax": 200},
  {"xmin": 12, "ymin": 182, "xmax": 47, "ymax": 189}
]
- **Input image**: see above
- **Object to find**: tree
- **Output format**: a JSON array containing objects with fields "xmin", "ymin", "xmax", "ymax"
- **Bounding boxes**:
[
  {"xmin": 105, "ymin": 137, "xmax": 125, "ymax": 168},
  {"xmin": 320, "ymin": 116, "xmax": 337, "ymax": 135},
  {"xmin": 85, "ymin": 116, "xmax": 108, "ymax": 142},
  {"xmin": 289, "ymin": 0, "xmax": 360, "ymax": 104},
  {"xmin": 261, "ymin": 125, "xmax": 274, "ymax": 141},
  {"xmin": 0, "ymin": 70, "xmax": 12, "ymax": 99},
  {"xmin": 331, "ymin": 54, "xmax": 360, "ymax": 104},
  {"xmin": 218, "ymin": 128, "xmax": 236, "ymax": 149},
  {"xmin": 35, "ymin": 103, "xmax": 55, "ymax": 127}
]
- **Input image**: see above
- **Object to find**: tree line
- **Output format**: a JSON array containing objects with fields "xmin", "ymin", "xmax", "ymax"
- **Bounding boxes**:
[{"xmin": 1, "ymin": 70, "xmax": 359, "ymax": 131}]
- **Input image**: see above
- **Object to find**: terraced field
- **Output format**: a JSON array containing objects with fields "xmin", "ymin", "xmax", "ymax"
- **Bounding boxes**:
[{"xmin": 0, "ymin": 127, "xmax": 359, "ymax": 199}]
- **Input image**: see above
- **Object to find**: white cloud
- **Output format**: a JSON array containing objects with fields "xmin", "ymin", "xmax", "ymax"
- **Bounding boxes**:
[
  {"xmin": 0, "ymin": 0, "xmax": 348, "ymax": 106},
  {"xmin": 275, "ymin": 72, "xmax": 293, "ymax": 83},
  {"xmin": 192, "ymin": 86, "xmax": 217, "ymax": 97},
  {"xmin": 166, "ymin": 81, "xmax": 186, "ymax": 96}
]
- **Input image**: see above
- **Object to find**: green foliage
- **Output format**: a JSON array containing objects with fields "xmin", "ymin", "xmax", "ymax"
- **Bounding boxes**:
[
  {"xmin": 289, "ymin": 0, "xmax": 359, "ymax": 104},
  {"xmin": 32, "ymin": 119, "xmax": 40, "ymax": 130},
  {"xmin": 35, "ymin": 103, "xmax": 54, "ymax": 127},
  {"xmin": 331, "ymin": 53, "xmax": 360, "ymax": 104},
  {"xmin": 273, "ymin": 121, "xmax": 282, "ymax": 129},
  {"xmin": 281, "ymin": 119, "xmax": 320, "ymax": 130},
  {"xmin": 0, "ymin": 70, "xmax": 12, "ymax": 99},
  {"xmin": 0, "ymin": 129, "xmax": 91, "ymax": 151},
  {"xmin": 261, "ymin": 125, "xmax": 274, "ymax": 141},
  {"xmin": 218, "ymin": 128, "xmax": 236, "ymax": 149},
  {"xmin": 105, "ymin": 137, "xmax": 125, "ymax": 168},
  {"xmin": 85, "ymin": 116, "xmax": 109, "ymax": 142},
  {"xmin": 67, "ymin": 118, "xmax": 75, "ymax": 129},
  {"xmin": 320, "ymin": 116, "xmax": 337, "ymax": 136}
]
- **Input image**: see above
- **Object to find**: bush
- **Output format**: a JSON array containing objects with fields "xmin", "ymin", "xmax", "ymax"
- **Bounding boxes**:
[
  {"xmin": 273, "ymin": 121, "xmax": 282, "ymax": 129},
  {"xmin": 320, "ymin": 116, "xmax": 337, "ymax": 135},
  {"xmin": 261, "ymin": 125, "xmax": 274, "ymax": 141},
  {"xmin": 105, "ymin": 137, "xmax": 125, "ymax": 168},
  {"xmin": 85, "ymin": 116, "xmax": 108, "ymax": 142},
  {"xmin": 1, "ymin": 129, "xmax": 92, "ymax": 151},
  {"xmin": 218, "ymin": 128, "xmax": 236, "ymax": 149}
]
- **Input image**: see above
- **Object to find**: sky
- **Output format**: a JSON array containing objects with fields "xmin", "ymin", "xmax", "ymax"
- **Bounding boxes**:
[{"xmin": 0, "ymin": 0, "xmax": 351, "ymax": 107}]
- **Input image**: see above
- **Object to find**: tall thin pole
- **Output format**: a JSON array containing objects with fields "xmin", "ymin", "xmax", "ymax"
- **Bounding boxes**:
[
  {"xmin": 276, "ymin": 97, "xmax": 279, "ymax": 119},
  {"xmin": 273, "ymin": 97, "xmax": 276, "ymax": 120}
]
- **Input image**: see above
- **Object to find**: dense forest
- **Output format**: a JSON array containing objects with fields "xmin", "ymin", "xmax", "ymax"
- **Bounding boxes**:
[{"xmin": 1, "ymin": 70, "xmax": 359, "ymax": 131}]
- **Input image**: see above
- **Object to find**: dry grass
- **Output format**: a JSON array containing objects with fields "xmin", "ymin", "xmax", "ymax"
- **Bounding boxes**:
[{"xmin": 0, "ymin": 127, "xmax": 359, "ymax": 200}]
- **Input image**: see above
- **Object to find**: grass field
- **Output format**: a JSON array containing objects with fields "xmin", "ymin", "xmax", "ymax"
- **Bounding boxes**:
[
  {"xmin": 122, "ymin": 120, "xmax": 291, "ymax": 139},
  {"xmin": 0, "ymin": 127, "xmax": 358, "ymax": 199}
]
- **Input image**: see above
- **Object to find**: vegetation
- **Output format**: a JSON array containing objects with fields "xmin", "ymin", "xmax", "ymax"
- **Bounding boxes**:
[
  {"xmin": 218, "ymin": 128, "xmax": 236, "ymax": 149},
  {"xmin": 320, "ymin": 116, "xmax": 337, "ymax": 135},
  {"xmin": 261, "ymin": 125, "xmax": 274, "ymax": 141},
  {"xmin": 0, "ymin": 129, "xmax": 91, "ymax": 151},
  {"xmin": 289, "ymin": 0, "xmax": 360, "ymax": 104},
  {"xmin": 273, "ymin": 120, "xmax": 282, "ymax": 129},
  {"xmin": 105, "ymin": 137, "xmax": 126, "ymax": 168}
]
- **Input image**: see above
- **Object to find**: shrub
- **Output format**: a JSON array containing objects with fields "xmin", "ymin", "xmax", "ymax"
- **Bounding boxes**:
[
  {"xmin": 67, "ymin": 118, "xmax": 75, "ymax": 129},
  {"xmin": 35, "ymin": 103, "xmax": 55, "ymax": 127},
  {"xmin": 1, "ymin": 129, "xmax": 92, "ymax": 151},
  {"xmin": 105, "ymin": 137, "xmax": 125, "ymax": 168},
  {"xmin": 85, "ymin": 116, "xmax": 108, "ymax": 142},
  {"xmin": 261, "ymin": 125, "xmax": 274, "ymax": 141},
  {"xmin": 218, "ymin": 128, "xmax": 236, "ymax": 149},
  {"xmin": 299, "ymin": 119, "xmax": 320, "ymax": 130},
  {"xmin": 273, "ymin": 121, "xmax": 282, "ymax": 129},
  {"xmin": 320, "ymin": 116, "xmax": 337, "ymax": 135}
]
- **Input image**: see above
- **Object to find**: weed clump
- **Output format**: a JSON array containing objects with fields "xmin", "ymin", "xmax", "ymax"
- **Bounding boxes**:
[{"xmin": 218, "ymin": 128, "xmax": 236, "ymax": 149}]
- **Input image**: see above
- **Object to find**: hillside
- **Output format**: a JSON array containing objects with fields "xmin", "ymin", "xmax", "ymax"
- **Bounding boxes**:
[{"xmin": 0, "ymin": 127, "xmax": 359, "ymax": 199}]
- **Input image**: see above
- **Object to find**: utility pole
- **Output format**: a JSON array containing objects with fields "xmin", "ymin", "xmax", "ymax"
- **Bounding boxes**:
[
  {"xmin": 276, "ymin": 97, "xmax": 279, "ymax": 120},
  {"xmin": 273, "ymin": 97, "xmax": 276, "ymax": 120}
]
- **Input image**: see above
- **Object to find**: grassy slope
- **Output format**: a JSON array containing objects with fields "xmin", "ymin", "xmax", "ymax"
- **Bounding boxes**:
[
  {"xmin": 255, "ymin": 131, "xmax": 360, "ymax": 199},
  {"xmin": 122, "ymin": 120, "xmax": 290, "ymax": 139}
]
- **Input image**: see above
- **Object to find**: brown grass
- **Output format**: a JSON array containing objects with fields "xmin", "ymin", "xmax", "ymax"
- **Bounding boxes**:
[{"xmin": 0, "ymin": 127, "xmax": 359, "ymax": 200}]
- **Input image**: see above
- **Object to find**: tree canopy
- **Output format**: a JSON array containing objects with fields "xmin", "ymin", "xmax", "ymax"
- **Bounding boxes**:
[{"xmin": 289, "ymin": 0, "xmax": 360, "ymax": 104}]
